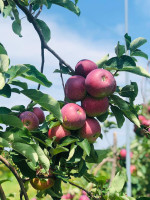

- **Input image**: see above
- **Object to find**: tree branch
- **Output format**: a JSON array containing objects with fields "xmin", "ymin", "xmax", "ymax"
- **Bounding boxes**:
[
  {"xmin": 0, "ymin": 184, "xmax": 6, "ymax": 200},
  {"xmin": 35, "ymin": 5, "xmax": 43, "ymax": 19},
  {"xmin": 59, "ymin": 62, "xmax": 66, "ymax": 100},
  {"xmin": 14, "ymin": 0, "xmax": 75, "ymax": 74},
  {"xmin": 0, "ymin": 155, "xmax": 29, "ymax": 200}
]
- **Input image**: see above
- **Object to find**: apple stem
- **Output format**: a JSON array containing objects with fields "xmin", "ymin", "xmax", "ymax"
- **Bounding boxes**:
[
  {"xmin": 0, "ymin": 184, "xmax": 6, "ymax": 200},
  {"xmin": 0, "ymin": 155, "xmax": 29, "ymax": 200}
]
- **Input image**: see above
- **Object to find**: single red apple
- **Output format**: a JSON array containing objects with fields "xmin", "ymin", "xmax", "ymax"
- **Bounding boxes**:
[
  {"xmin": 65, "ymin": 75, "xmax": 86, "ymax": 101},
  {"xmin": 85, "ymin": 68, "xmax": 116, "ymax": 98},
  {"xmin": 75, "ymin": 59, "xmax": 98, "ymax": 77},
  {"xmin": 78, "ymin": 118, "xmax": 101, "ymax": 143},
  {"xmin": 48, "ymin": 125, "xmax": 71, "ymax": 142},
  {"xmin": 141, "ymin": 119, "xmax": 150, "ymax": 127},
  {"xmin": 82, "ymin": 190, "xmax": 87, "ymax": 195},
  {"xmin": 19, "ymin": 111, "xmax": 39, "ymax": 131},
  {"xmin": 81, "ymin": 96, "xmax": 109, "ymax": 117},
  {"xmin": 120, "ymin": 149, "xmax": 133, "ymax": 159},
  {"xmin": 61, "ymin": 103, "xmax": 86, "ymax": 130},
  {"xmin": 61, "ymin": 193, "xmax": 74, "ymax": 199},
  {"xmin": 79, "ymin": 195, "xmax": 90, "ymax": 200},
  {"xmin": 138, "ymin": 115, "xmax": 146, "ymax": 122},
  {"xmin": 30, "ymin": 177, "xmax": 54, "ymax": 190},
  {"xmin": 130, "ymin": 165, "xmax": 137, "ymax": 174},
  {"xmin": 33, "ymin": 107, "xmax": 45, "ymax": 124}
]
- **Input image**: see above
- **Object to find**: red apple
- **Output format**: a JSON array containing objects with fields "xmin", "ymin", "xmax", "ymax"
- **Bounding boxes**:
[
  {"xmin": 48, "ymin": 125, "xmax": 71, "ymax": 142},
  {"xmin": 65, "ymin": 75, "xmax": 86, "ymax": 101},
  {"xmin": 79, "ymin": 195, "xmax": 90, "ymax": 200},
  {"xmin": 130, "ymin": 165, "xmax": 137, "ymax": 174},
  {"xmin": 61, "ymin": 193, "xmax": 74, "ymax": 199},
  {"xmin": 120, "ymin": 149, "xmax": 133, "ymax": 159},
  {"xmin": 33, "ymin": 107, "xmax": 45, "ymax": 124},
  {"xmin": 61, "ymin": 103, "xmax": 86, "ymax": 130},
  {"xmin": 85, "ymin": 69, "xmax": 116, "ymax": 98},
  {"xmin": 82, "ymin": 190, "xmax": 87, "ymax": 195},
  {"xmin": 147, "ymin": 106, "xmax": 150, "ymax": 113},
  {"xmin": 138, "ymin": 115, "xmax": 146, "ymax": 122},
  {"xmin": 81, "ymin": 96, "xmax": 109, "ymax": 117},
  {"xmin": 30, "ymin": 177, "xmax": 54, "ymax": 190},
  {"xmin": 19, "ymin": 111, "xmax": 39, "ymax": 131},
  {"xmin": 78, "ymin": 118, "xmax": 101, "ymax": 143},
  {"xmin": 75, "ymin": 59, "xmax": 98, "ymax": 77},
  {"xmin": 141, "ymin": 119, "xmax": 150, "ymax": 127}
]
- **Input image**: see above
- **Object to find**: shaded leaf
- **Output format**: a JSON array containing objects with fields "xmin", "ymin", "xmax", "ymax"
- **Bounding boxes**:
[
  {"xmin": 111, "ymin": 105, "xmax": 125, "ymax": 128},
  {"xmin": 131, "ymin": 49, "xmax": 148, "ymax": 60},
  {"xmin": 0, "ymin": 137, "xmax": 10, "ymax": 147},
  {"xmin": 50, "ymin": 146, "xmax": 69, "ymax": 156},
  {"xmin": 0, "ymin": 43, "xmax": 7, "ymax": 55},
  {"xmin": 12, "ymin": 20, "xmax": 22, "ymax": 37},
  {"xmin": 0, "ymin": 114, "xmax": 23, "ymax": 128},
  {"xmin": 115, "ymin": 42, "xmax": 125, "ymax": 57},
  {"xmin": 36, "ymin": 19, "xmax": 51, "ymax": 43},
  {"xmin": 124, "ymin": 33, "xmax": 131, "ymax": 50},
  {"xmin": 0, "ymin": 84, "xmax": 11, "ymax": 98},
  {"xmin": 10, "ymin": 79, "xmax": 28, "ymax": 90},
  {"xmin": 0, "ymin": 107, "xmax": 11, "ymax": 114},
  {"xmin": 77, "ymin": 139, "xmax": 91, "ymax": 156},
  {"xmin": 7, "ymin": 65, "xmax": 29, "ymax": 80}
]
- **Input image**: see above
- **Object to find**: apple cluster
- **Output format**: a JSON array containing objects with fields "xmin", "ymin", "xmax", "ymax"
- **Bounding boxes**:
[
  {"xmin": 48, "ymin": 59, "xmax": 116, "ymax": 143},
  {"xmin": 19, "ymin": 107, "xmax": 45, "ymax": 131}
]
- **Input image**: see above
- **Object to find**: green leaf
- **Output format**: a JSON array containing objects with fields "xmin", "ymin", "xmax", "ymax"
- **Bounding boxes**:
[
  {"xmin": 0, "ymin": 54, "xmax": 9, "ymax": 72},
  {"xmin": 0, "ymin": 137, "xmax": 10, "ymax": 147},
  {"xmin": 59, "ymin": 136, "xmax": 79, "ymax": 147},
  {"xmin": 12, "ymin": 142, "xmax": 38, "ymax": 166},
  {"xmin": 109, "ymin": 169, "xmax": 127, "ymax": 194},
  {"xmin": 22, "ymin": 89, "xmax": 63, "ymax": 122},
  {"xmin": 111, "ymin": 105, "xmax": 125, "ymax": 128},
  {"xmin": 3, "ymin": 4, "xmax": 12, "ymax": 18},
  {"xmin": 31, "ymin": 144, "xmax": 50, "ymax": 172},
  {"xmin": 0, "ymin": 0, "xmax": 4, "ymax": 12},
  {"xmin": 96, "ymin": 54, "xmax": 109, "ymax": 68},
  {"xmin": 119, "ymin": 82, "xmax": 138, "ymax": 101},
  {"xmin": 50, "ymin": 146, "xmax": 68, "ymax": 156},
  {"xmin": 96, "ymin": 111, "xmax": 109, "ymax": 122},
  {"xmin": 54, "ymin": 63, "xmax": 74, "ymax": 75},
  {"xmin": 66, "ymin": 143, "xmax": 76, "ymax": 161},
  {"xmin": 0, "ymin": 43, "xmax": 7, "ymax": 55},
  {"xmin": 77, "ymin": 139, "xmax": 91, "ymax": 156},
  {"xmin": 83, "ymin": 172, "xmax": 98, "ymax": 184},
  {"xmin": 124, "ymin": 33, "xmax": 131, "ymax": 50},
  {"xmin": 0, "ymin": 107, "xmax": 11, "ymax": 114},
  {"xmin": 0, "ymin": 84, "xmax": 11, "ymax": 98},
  {"xmin": 0, "ymin": 73, "xmax": 5, "ymax": 90},
  {"xmin": 21, "ymin": 64, "xmax": 52, "ymax": 87},
  {"xmin": 115, "ymin": 42, "xmax": 125, "ymax": 57},
  {"xmin": 12, "ymin": 20, "xmax": 22, "ymax": 37},
  {"xmin": 131, "ymin": 49, "xmax": 148, "ymax": 60},
  {"xmin": 7, "ymin": 65, "xmax": 29, "ymax": 80},
  {"xmin": 130, "ymin": 37, "xmax": 147, "ymax": 52},
  {"xmin": 0, "ymin": 114, "xmax": 23, "ymax": 128},
  {"xmin": 51, "ymin": 0, "xmax": 80, "ymax": 16},
  {"xmin": 0, "ymin": 179, "xmax": 11, "ymax": 185},
  {"xmin": 11, "ymin": 88, "xmax": 20, "ymax": 94},
  {"xmin": 1, "ymin": 128, "xmax": 30, "ymax": 143},
  {"xmin": 111, "ymin": 95, "xmax": 140, "ymax": 127},
  {"xmin": 96, "ymin": 149, "xmax": 110, "ymax": 163},
  {"xmin": 9, "ymin": 79, "xmax": 28, "ymax": 90},
  {"xmin": 11, "ymin": 105, "xmax": 25, "ymax": 112},
  {"xmin": 36, "ymin": 19, "xmax": 51, "ymax": 43},
  {"xmin": 106, "ymin": 55, "xmax": 136, "ymax": 69}
]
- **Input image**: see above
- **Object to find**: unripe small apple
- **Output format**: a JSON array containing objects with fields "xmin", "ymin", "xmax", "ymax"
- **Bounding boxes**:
[
  {"xmin": 65, "ymin": 75, "xmax": 86, "ymax": 101},
  {"xmin": 81, "ymin": 96, "xmax": 109, "ymax": 117},
  {"xmin": 79, "ymin": 195, "xmax": 90, "ymax": 200},
  {"xmin": 78, "ymin": 118, "xmax": 101, "ymax": 143},
  {"xmin": 120, "ymin": 149, "xmax": 133, "ymax": 159},
  {"xmin": 30, "ymin": 178, "xmax": 54, "ymax": 190},
  {"xmin": 130, "ymin": 165, "xmax": 137, "ymax": 174},
  {"xmin": 61, "ymin": 103, "xmax": 86, "ymax": 130},
  {"xmin": 75, "ymin": 59, "xmax": 98, "ymax": 77},
  {"xmin": 85, "ymin": 68, "xmax": 116, "ymax": 98},
  {"xmin": 48, "ymin": 125, "xmax": 71, "ymax": 142},
  {"xmin": 19, "ymin": 111, "xmax": 39, "ymax": 131},
  {"xmin": 33, "ymin": 107, "xmax": 45, "ymax": 124}
]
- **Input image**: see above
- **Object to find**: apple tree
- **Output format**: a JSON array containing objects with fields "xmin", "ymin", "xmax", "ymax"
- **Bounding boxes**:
[{"xmin": 0, "ymin": 0, "xmax": 150, "ymax": 200}]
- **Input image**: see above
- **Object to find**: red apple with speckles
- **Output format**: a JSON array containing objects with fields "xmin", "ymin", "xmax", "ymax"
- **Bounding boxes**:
[
  {"xmin": 30, "ymin": 177, "xmax": 54, "ymax": 190},
  {"xmin": 79, "ymin": 195, "xmax": 90, "ymax": 200},
  {"xmin": 48, "ymin": 125, "xmax": 71, "ymax": 142},
  {"xmin": 75, "ymin": 59, "xmax": 98, "ymax": 77},
  {"xmin": 33, "ymin": 107, "xmax": 45, "ymax": 124},
  {"xmin": 19, "ymin": 111, "xmax": 39, "ymax": 131},
  {"xmin": 61, "ymin": 103, "xmax": 86, "ymax": 130},
  {"xmin": 65, "ymin": 75, "xmax": 86, "ymax": 101},
  {"xmin": 81, "ymin": 96, "xmax": 109, "ymax": 117},
  {"xmin": 78, "ymin": 118, "xmax": 101, "ymax": 143},
  {"xmin": 85, "ymin": 68, "xmax": 116, "ymax": 98}
]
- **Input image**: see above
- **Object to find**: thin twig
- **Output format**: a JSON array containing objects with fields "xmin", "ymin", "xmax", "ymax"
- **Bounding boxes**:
[
  {"xmin": 59, "ymin": 62, "xmax": 66, "ymax": 99},
  {"xmin": 14, "ymin": 0, "xmax": 74, "ymax": 74},
  {"xmin": 0, "ymin": 155, "xmax": 29, "ymax": 200},
  {"xmin": 0, "ymin": 184, "xmax": 6, "ymax": 200},
  {"xmin": 113, "ymin": 70, "xmax": 119, "ymax": 76},
  {"xmin": 35, "ymin": 5, "xmax": 43, "ymax": 19}
]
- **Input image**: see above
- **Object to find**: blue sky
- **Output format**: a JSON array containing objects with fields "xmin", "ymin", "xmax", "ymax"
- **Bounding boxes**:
[{"xmin": 0, "ymin": 0, "xmax": 150, "ymax": 149}]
